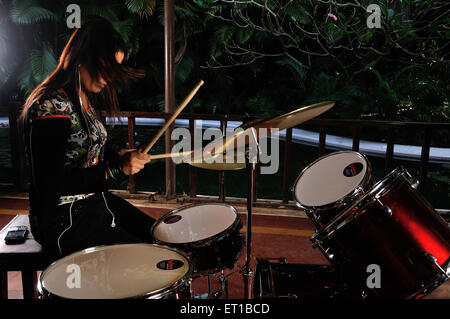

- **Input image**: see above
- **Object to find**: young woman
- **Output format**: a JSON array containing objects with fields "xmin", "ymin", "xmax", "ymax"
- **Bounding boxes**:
[{"xmin": 20, "ymin": 16, "xmax": 155, "ymax": 256}]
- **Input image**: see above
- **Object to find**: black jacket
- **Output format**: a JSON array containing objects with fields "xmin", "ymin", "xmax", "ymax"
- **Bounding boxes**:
[{"xmin": 24, "ymin": 89, "xmax": 120, "ymax": 222}]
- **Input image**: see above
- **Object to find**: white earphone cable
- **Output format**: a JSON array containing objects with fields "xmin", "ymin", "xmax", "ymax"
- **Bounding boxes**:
[
  {"xmin": 57, "ymin": 198, "xmax": 76, "ymax": 255},
  {"xmin": 102, "ymin": 192, "xmax": 116, "ymax": 228}
]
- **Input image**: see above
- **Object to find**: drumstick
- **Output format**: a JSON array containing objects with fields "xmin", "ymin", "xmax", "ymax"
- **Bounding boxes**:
[
  {"xmin": 149, "ymin": 150, "xmax": 194, "ymax": 160},
  {"xmin": 143, "ymin": 80, "xmax": 204, "ymax": 154}
]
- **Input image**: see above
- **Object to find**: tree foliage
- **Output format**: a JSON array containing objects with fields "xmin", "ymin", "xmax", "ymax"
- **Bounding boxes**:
[
  {"xmin": 0, "ymin": 0, "xmax": 448, "ymax": 124},
  {"xmin": 194, "ymin": 0, "xmax": 449, "ymax": 121}
]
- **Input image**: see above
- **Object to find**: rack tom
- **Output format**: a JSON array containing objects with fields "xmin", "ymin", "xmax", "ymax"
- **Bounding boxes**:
[{"xmin": 293, "ymin": 151, "xmax": 372, "ymax": 228}]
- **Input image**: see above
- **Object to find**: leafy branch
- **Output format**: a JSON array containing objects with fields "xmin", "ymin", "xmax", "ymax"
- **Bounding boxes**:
[{"xmin": 199, "ymin": 0, "xmax": 450, "ymax": 71}]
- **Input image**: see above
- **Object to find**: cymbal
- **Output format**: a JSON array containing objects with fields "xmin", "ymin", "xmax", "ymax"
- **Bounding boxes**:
[
  {"xmin": 185, "ymin": 101, "xmax": 335, "ymax": 170},
  {"xmin": 241, "ymin": 101, "xmax": 335, "ymax": 132},
  {"xmin": 206, "ymin": 100, "xmax": 335, "ymax": 155},
  {"xmin": 187, "ymin": 150, "xmax": 247, "ymax": 171}
]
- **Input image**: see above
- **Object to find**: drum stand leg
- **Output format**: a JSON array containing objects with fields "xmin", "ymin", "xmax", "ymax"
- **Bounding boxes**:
[
  {"xmin": 213, "ymin": 270, "xmax": 229, "ymax": 299},
  {"xmin": 207, "ymin": 275, "xmax": 212, "ymax": 298},
  {"xmin": 192, "ymin": 270, "xmax": 231, "ymax": 299},
  {"xmin": 209, "ymin": 271, "xmax": 230, "ymax": 299},
  {"xmin": 221, "ymin": 270, "xmax": 229, "ymax": 299}
]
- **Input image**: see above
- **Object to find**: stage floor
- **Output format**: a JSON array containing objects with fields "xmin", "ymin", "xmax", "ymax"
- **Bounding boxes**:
[{"xmin": 0, "ymin": 195, "xmax": 448, "ymax": 299}]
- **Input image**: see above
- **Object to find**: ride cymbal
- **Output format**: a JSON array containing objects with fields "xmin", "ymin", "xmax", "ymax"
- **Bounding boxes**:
[
  {"xmin": 184, "ymin": 101, "xmax": 335, "ymax": 170},
  {"xmin": 206, "ymin": 101, "xmax": 335, "ymax": 155}
]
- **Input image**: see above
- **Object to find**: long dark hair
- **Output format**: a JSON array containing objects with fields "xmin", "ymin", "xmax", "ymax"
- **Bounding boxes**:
[{"xmin": 20, "ymin": 16, "xmax": 144, "ymax": 123}]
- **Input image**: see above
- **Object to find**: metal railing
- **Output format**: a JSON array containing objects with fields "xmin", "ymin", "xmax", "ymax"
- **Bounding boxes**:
[
  {"xmin": 98, "ymin": 111, "xmax": 449, "ymax": 206},
  {"xmin": 6, "ymin": 104, "xmax": 450, "ymax": 208}
]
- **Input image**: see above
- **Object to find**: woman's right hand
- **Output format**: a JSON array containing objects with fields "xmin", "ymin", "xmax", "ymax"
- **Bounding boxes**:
[{"xmin": 119, "ymin": 147, "xmax": 152, "ymax": 175}]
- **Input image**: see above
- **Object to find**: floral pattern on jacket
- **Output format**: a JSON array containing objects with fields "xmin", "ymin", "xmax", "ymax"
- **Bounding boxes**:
[{"xmin": 29, "ymin": 89, "xmax": 108, "ymax": 169}]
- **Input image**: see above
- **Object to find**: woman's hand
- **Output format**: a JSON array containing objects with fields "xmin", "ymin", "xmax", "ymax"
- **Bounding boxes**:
[{"xmin": 119, "ymin": 146, "xmax": 152, "ymax": 175}]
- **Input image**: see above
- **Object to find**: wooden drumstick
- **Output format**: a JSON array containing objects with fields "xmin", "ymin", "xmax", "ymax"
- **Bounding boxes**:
[
  {"xmin": 150, "ymin": 150, "xmax": 193, "ymax": 160},
  {"xmin": 143, "ymin": 80, "xmax": 204, "ymax": 154}
]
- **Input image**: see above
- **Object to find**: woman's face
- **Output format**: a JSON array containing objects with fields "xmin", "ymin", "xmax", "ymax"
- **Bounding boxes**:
[{"xmin": 79, "ymin": 50, "xmax": 125, "ymax": 93}]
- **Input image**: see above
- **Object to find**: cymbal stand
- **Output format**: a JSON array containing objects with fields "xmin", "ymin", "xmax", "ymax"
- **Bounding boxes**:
[{"xmin": 241, "ymin": 127, "xmax": 261, "ymax": 299}]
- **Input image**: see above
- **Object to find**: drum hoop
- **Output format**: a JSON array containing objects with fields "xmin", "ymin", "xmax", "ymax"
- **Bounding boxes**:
[
  {"xmin": 312, "ymin": 166, "xmax": 413, "ymax": 243},
  {"xmin": 405, "ymin": 259, "xmax": 450, "ymax": 299},
  {"xmin": 292, "ymin": 151, "xmax": 372, "ymax": 212},
  {"xmin": 38, "ymin": 243, "xmax": 193, "ymax": 299},
  {"xmin": 151, "ymin": 203, "xmax": 242, "ymax": 247}
]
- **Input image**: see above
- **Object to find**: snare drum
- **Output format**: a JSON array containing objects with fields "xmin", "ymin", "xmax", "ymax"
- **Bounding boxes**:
[
  {"xmin": 151, "ymin": 204, "xmax": 244, "ymax": 274},
  {"xmin": 293, "ymin": 151, "xmax": 372, "ymax": 228},
  {"xmin": 38, "ymin": 244, "xmax": 193, "ymax": 299},
  {"xmin": 311, "ymin": 167, "xmax": 450, "ymax": 299}
]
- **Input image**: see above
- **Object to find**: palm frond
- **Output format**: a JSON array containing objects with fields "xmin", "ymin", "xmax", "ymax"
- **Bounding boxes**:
[
  {"xmin": 209, "ymin": 25, "xmax": 234, "ymax": 58},
  {"xmin": 125, "ymin": 0, "xmax": 156, "ymax": 19},
  {"xmin": 9, "ymin": 0, "xmax": 58, "ymax": 25},
  {"xmin": 111, "ymin": 18, "xmax": 135, "ymax": 46},
  {"xmin": 174, "ymin": 5, "xmax": 197, "ymax": 23},
  {"xmin": 276, "ymin": 57, "xmax": 307, "ymax": 89},
  {"xmin": 17, "ymin": 43, "xmax": 57, "ymax": 94},
  {"xmin": 83, "ymin": 6, "xmax": 119, "ymax": 22},
  {"xmin": 175, "ymin": 55, "xmax": 195, "ymax": 84}
]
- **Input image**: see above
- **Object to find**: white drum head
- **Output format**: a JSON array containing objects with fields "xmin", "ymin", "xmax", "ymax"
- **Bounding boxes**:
[
  {"xmin": 153, "ymin": 204, "xmax": 238, "ymax": 244},
  {"xmin": 39, "ymin": 244, "xmax": 190, "ymax": 299},
  {"xmin": 294, "ymin": 152, "xmax": 368, "ymax": 207}
]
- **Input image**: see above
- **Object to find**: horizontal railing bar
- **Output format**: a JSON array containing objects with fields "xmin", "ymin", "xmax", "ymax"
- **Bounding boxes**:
[
  {"xmin": 305, "ymin": 118, "xmax": 450, "ymax": 129},
  {"xmin": 100, "ymin": 111, "xmax": 249, "ymax": 122},
  {"xmin": 100, "ymin": 111, "xmax": 450, "ymax": 130}
]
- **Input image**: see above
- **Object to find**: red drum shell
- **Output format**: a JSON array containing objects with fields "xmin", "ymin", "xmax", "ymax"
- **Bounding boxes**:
[{"xmin": 312, "ymin": 167, "xmax": 450, "ymax": 298}]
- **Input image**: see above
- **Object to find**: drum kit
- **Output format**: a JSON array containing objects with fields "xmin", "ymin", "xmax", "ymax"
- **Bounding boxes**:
[
  {"xmin": 293, "ymin": 152, "xmax": 450, "ymax": 299},
  {"xmin": 37, "ymin": 82, "xmax": 450, "ymax": 299}
]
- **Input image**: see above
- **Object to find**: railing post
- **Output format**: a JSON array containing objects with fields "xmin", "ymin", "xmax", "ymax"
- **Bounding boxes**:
[
  {"xmin": 164, "ymin": 0, "xmax": 176, "ymax": 199},
  {"xmin": 282, "ymin": 128, "xmax": 292, "ymax": 204},
  {"xmin": 419, "ymin": 127, "xmax": 432, "ymax": 194},
  {"xmin": 385, "ymin": 127, "xmax": 395, "ymax": 174},
  {"xmin": 189, "ymin": 119, "xmax": 197, "ymax": 198},
  {"xmin": 127, "ymin": 116, "xmax": 136, "ymax": 194},
  {"xmin": 352, "ymin": 126, "xmax": 361, "ymax": 152},
  {"xmin": 318, "ymin": 125, "xmax": 326, "ymax": 157}
]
